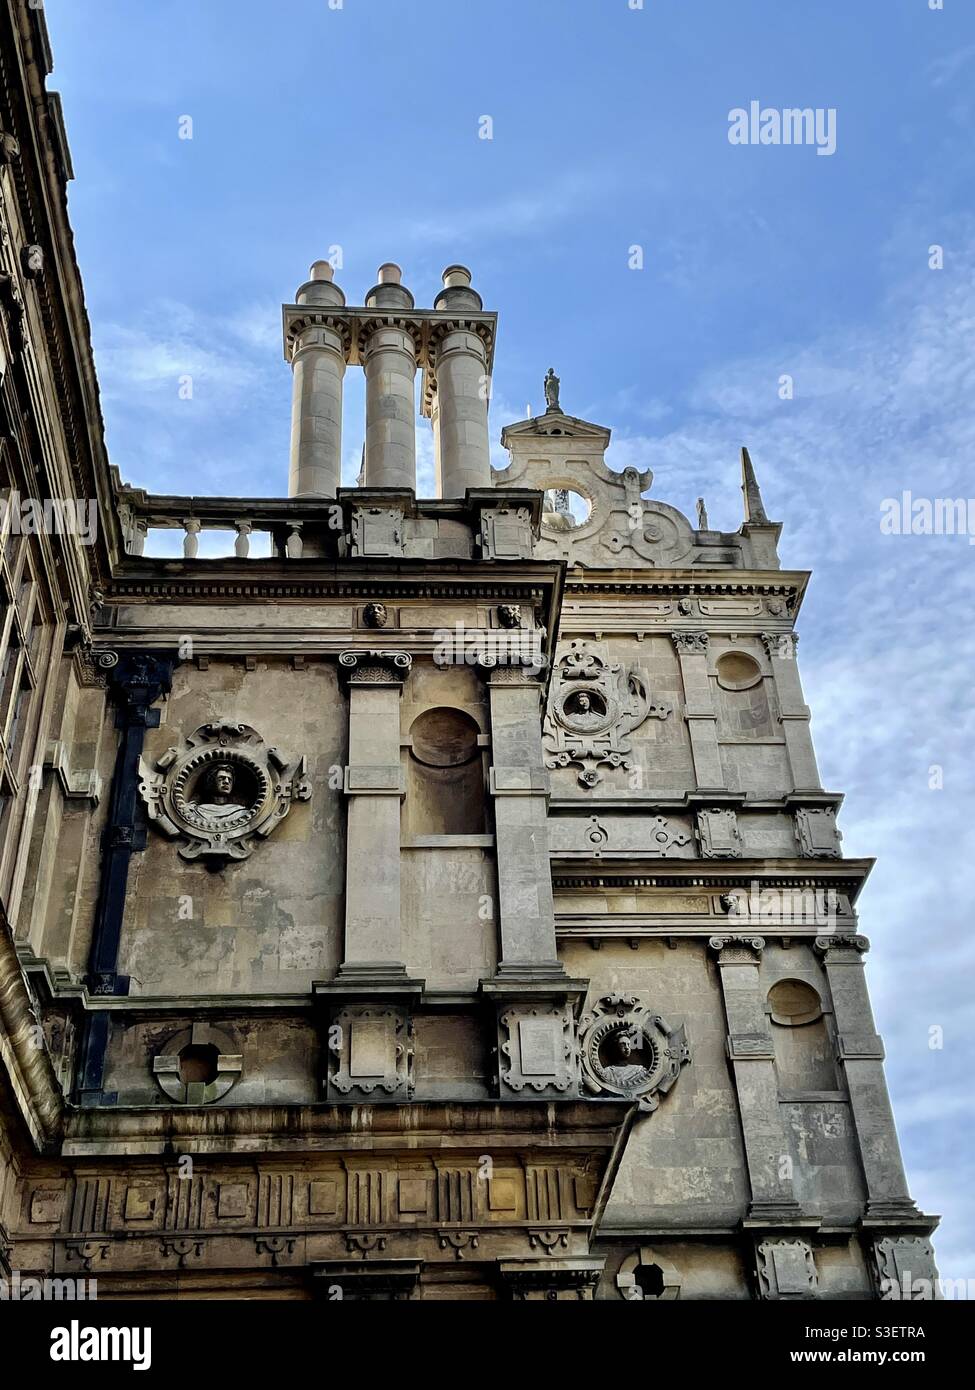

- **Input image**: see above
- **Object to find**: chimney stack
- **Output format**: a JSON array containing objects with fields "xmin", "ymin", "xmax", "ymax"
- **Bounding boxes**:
[
  {"xmin": 287, "ymin": 261, "xmax": 346, "ymax": 497},
  {"xmin": 430, "ymin": 266, "xmax": 493, "ymax": 497},
  {"xmin": 361, "ymin": 264, "xmax": 419, "ymax": 490}
]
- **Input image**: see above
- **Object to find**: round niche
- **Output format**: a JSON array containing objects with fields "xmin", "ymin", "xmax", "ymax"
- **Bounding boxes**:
[
  {"xmin": 409, "ymin": 708, "xmax": 481, "ymax": 768},
  {"xmin": 715, "ymin": 650, "xmax": 764, "ymax": 691},
  {"xmin": 767, "ymin": 978, "xmax": 824, "ymax": 1027}
]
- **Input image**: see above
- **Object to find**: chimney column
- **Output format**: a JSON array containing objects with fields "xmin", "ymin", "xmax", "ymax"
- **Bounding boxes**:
[
  {"xmin": 361, "ymin": 264, "xmax": 418, "ymax": 490},
  {"xmin": 432, "ymin": 265, "xmax": 492, "ymax": 497},
  {"xmin": 287, "ymin": 261, "xmax": 347, "ymax": 498}
]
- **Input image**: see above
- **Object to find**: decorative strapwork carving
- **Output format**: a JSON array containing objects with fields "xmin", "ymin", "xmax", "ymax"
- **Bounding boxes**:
[
  {"xmin": 795, "ymin": 806, "xmax": 842, "ymax": 859},
  {"xmin": 543, "ymin": 641, "xmax": 669, "ymax": 788},
  {"xmin": 872, "ymin": 1237, "xmax": 939, "ymax": 1300},
  {"xmin": 756, "ymin": 1239, "xmax": 819, "ymax": 1300},
  {"xmin": 498, "ymin": 1005, "xmax": 578, "ymax": 1097},
  {"xmin": 578, "ymin": 994, "xmax": 689, "ymax": 1112},
  {"xmin": 328, "ymin": 1006, "xmax": 415, "ymax": 1099},
  {"xmin": 138, "ymin": 722, "xmax": 310, "ymax": 862},
  {"xmin": 696, "ymin": 807, "xmax": 742, "ymax": 858}
]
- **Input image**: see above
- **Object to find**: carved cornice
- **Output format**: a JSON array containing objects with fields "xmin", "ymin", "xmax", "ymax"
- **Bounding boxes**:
[
  {"xmin": 565, "ymin": 573, "xmax": 807, "ymax": 601},
  {"xmin": 103, "ymin": 575, "xmax": 555, "ymax": 604}
]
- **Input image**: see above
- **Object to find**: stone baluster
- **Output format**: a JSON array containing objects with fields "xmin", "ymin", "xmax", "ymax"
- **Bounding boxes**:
[{"xmin": 182, "ymin": 518, "xmax": 201, "ymax": 559}]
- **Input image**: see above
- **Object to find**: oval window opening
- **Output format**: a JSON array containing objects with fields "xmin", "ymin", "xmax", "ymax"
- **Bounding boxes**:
[{"xmin": 542, "ymin": 487, "xmax": 591, "ymax": 530}]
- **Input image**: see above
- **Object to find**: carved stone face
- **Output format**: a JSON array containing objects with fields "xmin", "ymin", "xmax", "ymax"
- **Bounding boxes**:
[
  {"xmin": 363, "ymin": 602, "xmax": 388, "ymax": 629},
  {"xmin": 206, "ymin": 765, "xmax": 235, "ymax": 800}
]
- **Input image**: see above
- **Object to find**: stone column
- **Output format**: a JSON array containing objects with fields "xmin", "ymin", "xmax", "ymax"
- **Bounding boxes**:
[
  {"xmin": 334, "ymin": 650, "xmax": 415, "ymax": 989},
  {"xmin": 708, "ymin": 935, "xmax": 804, "ymax": 1223},
  {"xmin": 671, "ymin": 632, "xmax": 726, "ymax": 793},
  {"xmin": 287, "ymin": 261, "xmax": 347, "ymax": 498},
  {"xmin": 761, "ymin": 633, "xmax": 821, "ymax": 793},
  {"xmin": 814, "ymin": 934, "xmax": 920, "ymax": 1223},
  {"xmin": 431, "ymin": 266, "xmax": 492, "ymax": 497},
  {"xmin": 361, "ymin": 264, "xmax": 419, "ymax": 491}
]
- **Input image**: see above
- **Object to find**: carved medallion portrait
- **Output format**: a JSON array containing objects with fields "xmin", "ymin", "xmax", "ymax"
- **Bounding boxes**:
[
  {"xmin": 543, "ymin": 640, "xmax": 670, "ymax": 787},
  {"xmin": 139, "ymin": 721, "xmax": 310, "ymax": 863},
  {"xmin": 579, "ymin": 994, "xmax": 689, "ymax": 1111}
]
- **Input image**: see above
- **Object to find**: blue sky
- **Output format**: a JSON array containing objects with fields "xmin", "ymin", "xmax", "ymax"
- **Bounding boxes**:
[{"xmin": 45, "ymin": 0, "xmax": 975, "ymax": 1283}]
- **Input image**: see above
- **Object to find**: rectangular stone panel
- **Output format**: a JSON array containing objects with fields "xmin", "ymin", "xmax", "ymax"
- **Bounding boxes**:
[
  {"xmin": 519, "ymin": 1019, "xmax": 559, "ymax": 1076},
  {"xmin": 350, "ymin": 1018, "xmax": 393, "ymax": 1079}
]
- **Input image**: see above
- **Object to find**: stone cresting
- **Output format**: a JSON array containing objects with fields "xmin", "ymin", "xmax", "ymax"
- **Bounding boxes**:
[{"xmin": 0, "ymin": 0, "xmax": 939, "ymax": 1302}]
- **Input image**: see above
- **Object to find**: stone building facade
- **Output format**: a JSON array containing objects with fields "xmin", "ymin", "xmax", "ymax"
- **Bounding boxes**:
[{"xmin": 0, "ymin": 2, "xmax": 938, "ymax": 1300}]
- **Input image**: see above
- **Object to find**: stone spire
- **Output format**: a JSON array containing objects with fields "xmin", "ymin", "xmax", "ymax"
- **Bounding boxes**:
[{"xmin": 740, "ymin": 446, "xmax": 769, "ymax": 524}]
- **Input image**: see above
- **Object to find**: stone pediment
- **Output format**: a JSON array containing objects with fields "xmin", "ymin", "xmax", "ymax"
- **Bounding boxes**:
[{"xmin": 500, "ymin": 412, "xmax": 611, "ymax": 444}]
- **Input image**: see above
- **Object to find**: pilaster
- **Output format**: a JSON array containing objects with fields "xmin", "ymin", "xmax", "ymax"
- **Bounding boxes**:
[
  {"xmin": 326, "ymin": 650, "xmax": 422, "ymax": 998},
  {"xmin": 761, "ymin": 633, "xmax": 822, "ymax": 794},
  {"xmin": 671, "ymin": 631, "xmax": 727, "ymax": 794},
  {"xmin": 814, "ymin": 934, "xmax": 927, "ymax": 1227},
  {"xmin": 708, "ymin": 934, "xmax": 810, "ymax": 1227}
]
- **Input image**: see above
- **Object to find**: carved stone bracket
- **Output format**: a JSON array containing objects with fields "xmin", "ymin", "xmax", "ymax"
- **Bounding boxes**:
[
  {"xmin": 160, "ymin": 1239, "xmax": 204, "ymax": 1268},
  {"xmin": 499, "ymin": 1258, "xmax": 603, "ymax": 1301},
  {"xmin": 65, "ymin": 1241, "xmax": 110, "ymax": 1273}
]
